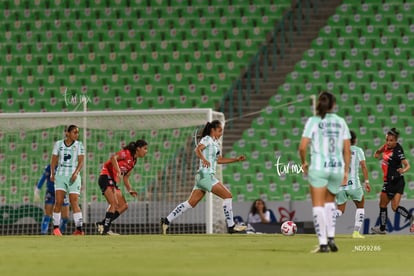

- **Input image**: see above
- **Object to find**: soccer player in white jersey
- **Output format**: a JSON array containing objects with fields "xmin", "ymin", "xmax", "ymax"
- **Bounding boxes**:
[
  {"xmin": 299, "ymin": 92, "xmax": 351, "ymax": 253},
  {"xmin": 50, "ymin": 125, "xmax": 85, "ymax": 236},
  {"xmin": 336, "ymin": 130, "xmax": 371, "ymax": 239},
  {"xmin": 161, "ymin": 120, "xmax": 247, "ymax": 234}
]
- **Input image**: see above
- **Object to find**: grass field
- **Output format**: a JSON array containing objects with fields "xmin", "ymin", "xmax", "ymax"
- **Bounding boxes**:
[{"xmin": 1, "ymin": 234, "xmax": 412, "ymax": 276}]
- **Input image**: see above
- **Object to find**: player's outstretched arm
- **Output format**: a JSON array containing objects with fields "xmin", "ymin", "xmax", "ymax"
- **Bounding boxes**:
[{"xmin": 217, "ymin": 155, "xmax": 245, "ymax": 164}]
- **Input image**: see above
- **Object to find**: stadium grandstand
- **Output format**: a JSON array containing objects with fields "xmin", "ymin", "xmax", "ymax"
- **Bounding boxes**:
[{"xmin": 0, "ymin": 0, "xmax": 413, "ymax": 234}]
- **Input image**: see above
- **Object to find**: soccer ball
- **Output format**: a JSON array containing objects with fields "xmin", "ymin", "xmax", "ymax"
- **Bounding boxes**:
[{"xmin": 280, "ymin": 221, "xmax": 297, "ymax": 236}]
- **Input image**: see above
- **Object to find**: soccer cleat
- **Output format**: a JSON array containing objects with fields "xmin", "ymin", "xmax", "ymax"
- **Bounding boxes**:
[
  {"xmin": 102, "ymin": 230, "xmax": 120, "ymax": 236},
  {"xmin": 52, "ymin": 228, "xmax": 62, "ymax": 236},
  {"xmin": 160, "ymin": 218, "xmax": 170, "ymax": 235},
  {"xmin": 95, "ymin": 221, "xmax": 104, "ymax": 235},
  {"xmin": 410, "ymin": 217, "xmax": 414, "ymax": 233},
  {"xmin": 73, "ymin": 230, "xmax": 85, "ymax": 235},
  {"xmin": 228, "ymin": 223, "xmax": 247, "ymax": 234},
  {"xmin": 327, "ymin": 238, "xmax": 338, "ymax": 252},
  {"xmin": 371, "ymin": 226, "xmax": 386, "ymax": 235},
  {"xmin": 310, "ymin": 245, "xmax": 329, "ymax": 253},
  {"xmin": 352, "ymin": 231, "xmax": 365, "ymax": 239}
]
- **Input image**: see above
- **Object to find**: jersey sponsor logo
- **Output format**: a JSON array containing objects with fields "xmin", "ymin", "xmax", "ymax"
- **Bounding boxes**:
[
  {"xmin": 324, "ymin": 159, "xmax": 342, "ymax": 168},
  {"xmin": 318, "ymin": 121, "xmax": 342, "ymax": 129},
  {"xmin": 63, "ymin": 153, "xmax": 72, "ymax": 161}
]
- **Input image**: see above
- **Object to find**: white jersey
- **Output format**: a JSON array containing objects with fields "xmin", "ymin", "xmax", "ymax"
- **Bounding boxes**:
[
  {"xmin": 198, "ymin": 135, "xmax": 220, "ymax": 175},
  {"xmin": 302, "ymin": 113, "xmax": 350, "ymax": 173},
  {"xmin": 247, "ymin": 210, "xmax": 271, "ymax": 224},
  {"xmin": 340, "ymin": 145, "xmax": 365, "ymax": 191},
  {"xmin": 52, "ymin": 139, "xmax": 85, "ymax": 176}
]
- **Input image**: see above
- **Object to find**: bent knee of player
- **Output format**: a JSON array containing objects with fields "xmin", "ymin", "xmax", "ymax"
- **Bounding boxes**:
[{"xmin": 121, "ymin": 203, "xmax": 128, "ymax": 212}]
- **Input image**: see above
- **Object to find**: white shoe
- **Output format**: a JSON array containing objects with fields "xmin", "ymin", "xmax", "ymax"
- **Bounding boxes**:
[
  {"xmin": 106, "ymin": 230, "xmax": 120, "ymax": 235},
  {"xmin": 160, "ymin": 218, "xmax": 169, "ymax": 235},
  {"xmin": 102, "ymin": 230, "xmax": 120, "ymax": 235},
  {"xmin": 95, "ymin": 222, "xmax": 104, "ymax": 235}
]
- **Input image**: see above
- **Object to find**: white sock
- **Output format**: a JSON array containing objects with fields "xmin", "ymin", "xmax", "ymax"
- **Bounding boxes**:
[
  {"xmin": 312, "ymin": 206, "xmax": 327, "ymax": 245},
  {"xmin": 336, "ymin": 209, "xmax": 343, "ymax": 217},
  {"xmin": 223, "ymin": 198, "xmax": 235, "ymax": 227},
  {"xmin": 53, "ymin": 212, "xmax": 61, "ymax": 227},
  {"xmin": 354, "ymin": 208, "xmax": 365, "ymax": 232},
  {"xmin": 167, "ymin": 201, "xmax": 192, "ymax": 223},
  {"xmin": 73, "ymin": 212, "xmax": 83, "ymax": 227},
  {"xmin": 325, "ymin": 202, "xmax": 337, "ymax": 238}
]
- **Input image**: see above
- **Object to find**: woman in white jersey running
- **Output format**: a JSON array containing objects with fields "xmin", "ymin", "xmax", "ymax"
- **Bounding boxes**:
[
  {"xmin": 161, "ymin": 120, "xmax": 247, "ymax": 234},
  {"xmin": 50, "ymin": 125, "xmax": 85, "ymax": 236},
  {"xmin": 299, "ymin": 92, "xmax": 351, "ymax": 253},
  {"xmin": 335, "ymin": 130, "xmax": 371, "ymax": 239}
]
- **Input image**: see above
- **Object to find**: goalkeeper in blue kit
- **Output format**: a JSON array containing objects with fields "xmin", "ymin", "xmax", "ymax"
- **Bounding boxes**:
[{"xmin": 34, "ymin": 164, "xmax": 70, "ymax": 235}]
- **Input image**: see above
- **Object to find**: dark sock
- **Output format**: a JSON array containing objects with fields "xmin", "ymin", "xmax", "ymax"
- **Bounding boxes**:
[
  {"xmin": 396, "ymin": 206, "xmax": 411, "ymax": 219},
  {"xmin": 380, "ymin": 207, "xmax": 387, "ymax": 231},
  {"xmin": 103, "ymin": 212, "xmax": 114, "ymax": 232},
  {"xmin": 112, "ymin": 211, "xmax": 120, "ymax": 221}
]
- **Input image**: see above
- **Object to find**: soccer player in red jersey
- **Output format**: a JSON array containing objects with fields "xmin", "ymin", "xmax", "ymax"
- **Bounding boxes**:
[
  {"xmin": 96, "ymin": 139, "xmax": 148, "ymax": 235},
  {"xmin": 371, "ymin": 128, "xmax": 413, "ymax": 234}
]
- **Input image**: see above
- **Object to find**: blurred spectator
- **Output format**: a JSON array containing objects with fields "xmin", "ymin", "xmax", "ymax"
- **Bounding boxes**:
[{"xmin": 247, "ymin": 199, "xmax": 271, "ymax": 224}]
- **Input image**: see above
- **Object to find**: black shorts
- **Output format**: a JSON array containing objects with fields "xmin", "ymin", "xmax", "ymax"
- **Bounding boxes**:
[
  {"xmin": 98, "ymin": 175, "xmax": 120, "ymax": 195},
  {"xmin": 381, "ymin": 177, "xmax": 405, "ymax": 199}
]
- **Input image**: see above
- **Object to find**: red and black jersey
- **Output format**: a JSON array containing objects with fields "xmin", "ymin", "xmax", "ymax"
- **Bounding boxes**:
[
  {"xmin": 381, "ymin": 143, "xmax": 405, "ymax": 182},
  {"xmin": 100, "ymin": 149, "xmax": 137, "ymax": 179}
]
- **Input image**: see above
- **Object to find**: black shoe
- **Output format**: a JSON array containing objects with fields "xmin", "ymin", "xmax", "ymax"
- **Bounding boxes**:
[
  {"xmin": 227, "ymin": 224, "xmax": 247, "ymax": 234},
  {"xmin": 311, "ymin": 244, "xmax": 329, "ymax": 253},
  {"xmin": 160, "ymin": 218, "xmax": 169, "ymax": 235},
  {"xmin": 328, "ymin": 238, "xmax": 338, "ymax": 252}
]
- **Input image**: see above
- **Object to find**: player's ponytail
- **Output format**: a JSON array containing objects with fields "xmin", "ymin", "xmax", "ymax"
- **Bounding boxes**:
[
  {"xmin": 200, "ymin": 120, "xmax": 221, "ymax": 138},
  {"xmin": 350, "ymin": 130, "xmax": 356, "ymax": 145},
  {"xmin": 124, "ymin": 141, "xmax": 137, "ymax": 156},
  {"xmin": 316, "ymin": 92, "xmax": 335, "ymax": 119}
]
